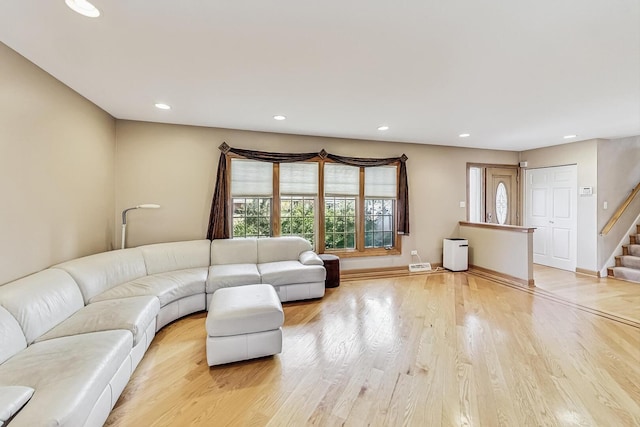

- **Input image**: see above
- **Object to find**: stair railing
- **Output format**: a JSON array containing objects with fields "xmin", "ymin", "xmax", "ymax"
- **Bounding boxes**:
[{"xmin": 601, "ymin": 182, "xmax": 640, "ymax": 235}]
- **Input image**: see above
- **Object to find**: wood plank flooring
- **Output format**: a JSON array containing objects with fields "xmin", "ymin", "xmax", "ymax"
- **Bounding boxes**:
[
  {"xmin": 105, "ymin": 272, "xmax": 640, "ymax": 427},
  {"xmin": 533, "ymin": 264, "xmax": 640, "ymax": 325}
]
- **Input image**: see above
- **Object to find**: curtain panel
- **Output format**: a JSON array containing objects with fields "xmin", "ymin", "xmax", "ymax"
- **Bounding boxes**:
[{"xmin": 206, "ymin": 143, "xmax": 409, "ymax": 239}]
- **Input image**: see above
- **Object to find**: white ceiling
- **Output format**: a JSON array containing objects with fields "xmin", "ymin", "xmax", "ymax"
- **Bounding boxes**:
[{"xmin": 1, "ymin": 1, "xmax": 639, "ymax": 151}]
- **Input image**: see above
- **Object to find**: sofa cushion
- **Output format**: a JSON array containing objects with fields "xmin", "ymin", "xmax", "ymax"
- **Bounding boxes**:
[
  {"xmin": 55, "ymin": 248, "xmax": 147, "ymax": 304},
  {"xmin": 207, "ymin": 264, "xmax": 261, "ymax": 293},
  {"xmin": 141, "ymin": 240, "xmax": 211, "ymax": 275},
  {"xmin": 35, "ymin": 296, "xmax": 160, "ymax": 347},
  {"xmin": 0, "ymin": 306, "xmax": 26, "ymax": 365},
  {"xmin": 0, "ymin": 269, "xmax": 84, "ymax": 344},
  {"xmin": 0, "ymin": 386, "xmax": 34, "ymax": 425},
  {"xmin": 90, "ymin": 268, "xmax": 207, "ymax": 307},
  {"xmin": 257, "ymin": 236, "xmax": 312, "ymax": 264},
  {"xmin": 0, "ymin": 330, "xmax": 132, "ymax": 427},
  {"xmin": 211, "ymin": 238, "xmax": 258, "ymax": 265},
  {"xmin": 258, "ymin": 261, "xmax": 326, "ymax": 286},
  {"xmin": 299, "ymin": 250, "xmax": 324, "ymax": 265}
]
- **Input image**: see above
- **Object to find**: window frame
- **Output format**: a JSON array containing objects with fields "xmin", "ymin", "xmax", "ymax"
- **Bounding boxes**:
[{"xmin": 227, "ymin": 155, "xmax": 402, "ymax": 257}]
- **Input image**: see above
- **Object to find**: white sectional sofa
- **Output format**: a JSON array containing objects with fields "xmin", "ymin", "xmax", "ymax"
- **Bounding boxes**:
[
  {"xmin": 0, "ymin": 236, "xmax": 325, "ymax": 426},
  {"xmin": 208, "ymin": 236, "xmax": 326, "ymax": 304}
]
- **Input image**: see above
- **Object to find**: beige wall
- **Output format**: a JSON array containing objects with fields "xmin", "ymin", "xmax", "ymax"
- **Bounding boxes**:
[
  {"xmin": 116, "ymin": 120, "xmax": 518, "ymax": 270},
  {"xmin": 0, "ymin": 43, "xmax": 116, "ymax": 284},
  {"xmin": 0, "ymin": 40, "xmax": 524, "ymax": 278},
  {"xmin": 460, "ymin": 224, "xmax": 533, "ymax": 284},
  {"xmin": 597, "ymin": 136, "xmax": 640, "ymax": 269},
  {"xmin": 519, "ymin": 139, "xmax": 599, "ymax": 271}
]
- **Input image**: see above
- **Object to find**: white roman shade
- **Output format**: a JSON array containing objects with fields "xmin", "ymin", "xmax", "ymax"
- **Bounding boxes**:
[
  {"xmin": 280, "ymin": 162, "xmax": 318, "ymax": 196},
  {"xmin": 231, "ymin": 159, "xmax": 273, "ymax": 197},
  {"xmin": 365, "ymin": 166, "xmax": 397, "ymax": 198},
  {"xmin": 324, "ymin": 163, "xmax": 359, "ymax": 196}
]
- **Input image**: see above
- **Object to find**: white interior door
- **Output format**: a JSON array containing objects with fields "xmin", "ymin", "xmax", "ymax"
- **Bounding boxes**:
[{"xmin": 525, "ymin": 165, "xmax": 577, "ymax": 271}]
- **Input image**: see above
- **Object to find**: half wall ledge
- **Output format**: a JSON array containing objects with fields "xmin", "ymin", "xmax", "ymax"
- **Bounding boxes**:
[{"xmin": 458, "ymin": 221, "xmax": 535, "ymax": 287}]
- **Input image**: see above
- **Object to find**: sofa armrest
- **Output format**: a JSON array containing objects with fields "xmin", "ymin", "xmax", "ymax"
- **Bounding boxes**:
[
  {"xmin": 0, "ymin": 386, "xmax": 34, "ymax": 424},
  {"xmin": 299, "ymin": 251, "xmax": 324, "ymax": 266}
]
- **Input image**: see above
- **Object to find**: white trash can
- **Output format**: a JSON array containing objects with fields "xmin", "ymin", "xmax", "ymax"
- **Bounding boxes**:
[{"xmin": 443, "ymin": 238, "xmax": 468, "ymax": 271}]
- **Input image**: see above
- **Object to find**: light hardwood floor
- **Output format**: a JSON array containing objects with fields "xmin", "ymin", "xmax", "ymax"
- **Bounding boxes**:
[
  {"xmin": 105, "ymin": 271, "xmax": 640, "ymax": 427},
  {"xmin": 533, "ymin": 264, "xmax": 640, "ymax": 325}
]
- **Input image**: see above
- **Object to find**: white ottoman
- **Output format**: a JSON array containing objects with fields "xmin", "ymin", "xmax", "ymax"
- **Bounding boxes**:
[{"xmin": 206, "ymin": 284, "xmax": 284, "ymax": 366}]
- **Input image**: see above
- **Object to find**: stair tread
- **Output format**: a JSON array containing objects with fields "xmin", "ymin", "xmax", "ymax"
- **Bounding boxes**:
[
  {"xmin": 627, "ymin": 244, "xmax": 640, "ymax": 256},
  {"xmin": 612, "ymin": 266, "xmax": 640, "ymax": 283},
  {"xmin": 617, "ymin": 255, "xmax": 640, "ymax": 269},
  {"xmin": 609, "ymin": 224, "xmax": 640, "ymax": 282}
]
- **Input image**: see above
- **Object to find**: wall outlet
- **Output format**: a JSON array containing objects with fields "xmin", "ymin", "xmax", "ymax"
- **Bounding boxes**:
[{"xmin": 411, "ymin": 250, "xmax": 418, "ymax": 256}]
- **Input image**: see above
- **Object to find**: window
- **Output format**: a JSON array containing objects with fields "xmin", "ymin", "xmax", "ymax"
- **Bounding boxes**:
[
  {"xmin": 468, "ymin": 166, "xmax": 482, "ymax": 222},
  {"xmin": 325, "ymin": 196, "xmax": 357, "ymax": 249},
  {"xmin": 228, "ymin": 158, "xmax": 401, "ymax": 256},
  {"xmin": 364, "ymin": 166, "xmax": 396, "ymax": 248},
  {"xmin": 232, "ymin": 198, "xmax": 271, "ymax": 238},
  {"xmin": 280, "ymin": 162, "xmax": 318, "ymax": 245},
  {"xmin": 231, "ymin": 159, "xmax": 273, "ymax": 238},
  {"xmin": 324, "ymin": 164, "xmax": 359, "ymax": 249},
  {"xmin": 495, "ymin": 181, "xmax": 508, "ymax": 224},
  {"xmin": 281, "ymin": 196, "xmax": 315, "ymax": 244}
]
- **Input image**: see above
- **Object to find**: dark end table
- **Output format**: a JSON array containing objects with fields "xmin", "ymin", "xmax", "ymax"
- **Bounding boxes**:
[{"xmin": 319, "ymin": 254, "xmax": 340, "ymax": 288}]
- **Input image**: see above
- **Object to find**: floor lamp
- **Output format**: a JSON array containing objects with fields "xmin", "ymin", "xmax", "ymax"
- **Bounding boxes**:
[{"xmin": 121, "ymin": 204, "xmax": 160, "ymax": 249}]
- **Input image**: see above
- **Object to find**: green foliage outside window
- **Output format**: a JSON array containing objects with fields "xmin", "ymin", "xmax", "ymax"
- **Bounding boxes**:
[
  {"xmin": 325, "ymin": 197, "xmax": 356, "ymax": 249},
  {"xmin": 281, "ymin": 196, "xmax": 315, "ymax": 246},
  {"xmin": 232, "ymin": 198, "xmax": 271, "ymax": 238},
  {"xmin": 232, "ymin": 196, "xmax": 394, "ymax": 250}
]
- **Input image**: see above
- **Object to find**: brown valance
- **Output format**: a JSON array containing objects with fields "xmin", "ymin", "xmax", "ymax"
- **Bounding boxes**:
[
  {"xmin": 326, "ymin": 152, "xmax": 408, "ymax": 168},
  {"xmin": 206, "ymin": 144, "xmax": 410, "ymax": 239},
  {"xmin": 227, "ymin": 146, "xmax": 319, "ymax": 163}
]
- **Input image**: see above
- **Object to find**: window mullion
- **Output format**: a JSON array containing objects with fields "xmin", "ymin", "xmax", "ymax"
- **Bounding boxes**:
[
  {"xmin": 272, "ymin": 163, "xmax": 280, "ymax": 237},
  {"xmin": 318, "ymin": 161, "xmax": 326, "ymax": 253},
  {"xmin": 225, "ymin": 155, "xmax": 232, "ymax": 237},
  {"xmin": 357, "ymin": 167, "xmax": 365, "ymax": 252}
]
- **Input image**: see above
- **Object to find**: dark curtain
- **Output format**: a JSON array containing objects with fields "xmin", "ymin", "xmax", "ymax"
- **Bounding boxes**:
[
  {"xmin": 397, "ymin": 159, "xmax": 409, "ymax": 235},
  {"xmin": 206, "ymin": 143, "xmax": 410, "ymax": 239},
  {"xmin": 206, "ymin": 152, "xmax": 230, "ymax": 239}
]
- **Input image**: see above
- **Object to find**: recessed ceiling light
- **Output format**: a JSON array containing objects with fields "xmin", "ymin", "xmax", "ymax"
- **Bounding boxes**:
[
  {"xmin": 563, "ymin": 134, "xmax": 577, "ymax": 139},
  {"xmin": 377, "ymin": 125, "xmax": 389, "ymax": 131},
  {"xmin": 65, "ymin": 0, "xmax": 100, "ymax": 18},
  {"xmin": 154, "ymin": 103, "xmax": 171, "ymax": 110},
  {"xmin": 459, "ymin": 133, "xmax": 470, "ymax": 138},
  {"xmin": 273, "ymin": 115, "xmax": 286, "ymax": 121}
]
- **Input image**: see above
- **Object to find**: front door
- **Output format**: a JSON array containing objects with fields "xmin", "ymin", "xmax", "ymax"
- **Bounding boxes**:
[
  {"xmin": 525, "ymin": 165, "xmax": 577, "ymax": 271},
  {"xmin": 485, "ymin": 167, "xmax": 518, "ymax": 225}
]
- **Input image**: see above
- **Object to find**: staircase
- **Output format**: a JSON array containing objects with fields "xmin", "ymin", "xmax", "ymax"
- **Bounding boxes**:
[{"xmin": 608, "ymin": 223, "xmax": 640, "ymax": 283}]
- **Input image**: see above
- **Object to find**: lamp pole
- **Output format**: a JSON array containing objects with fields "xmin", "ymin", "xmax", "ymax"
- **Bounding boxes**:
[{"xmin": 121, "ymin": 204, "xmax": 160, "ymax": 249}]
